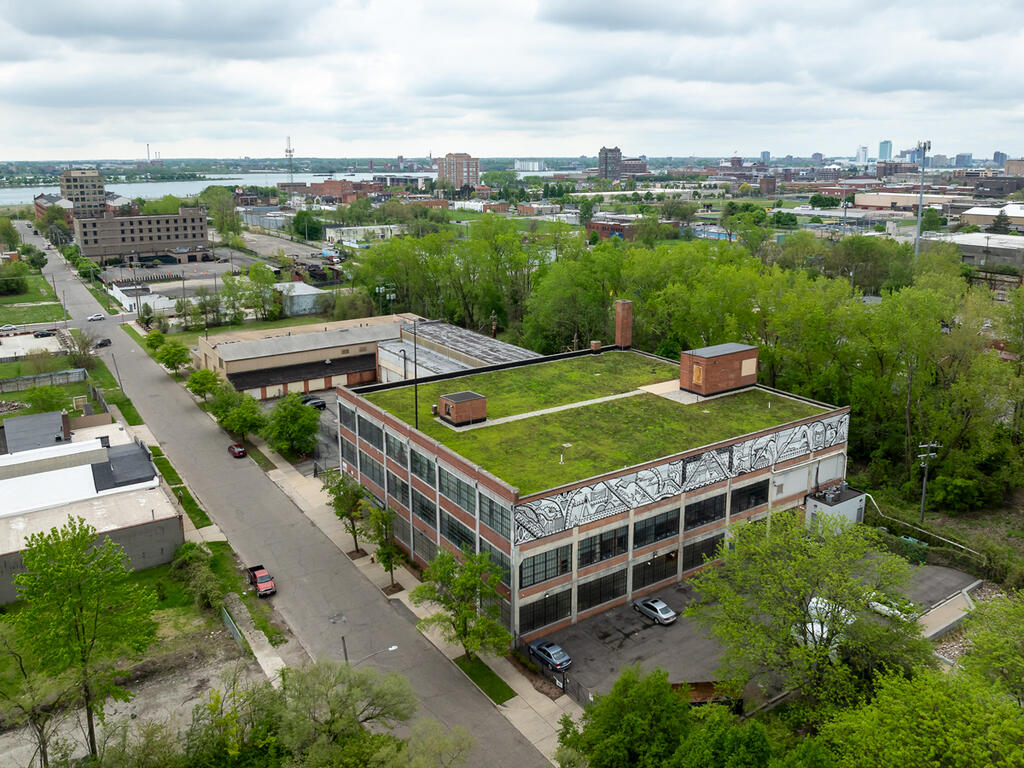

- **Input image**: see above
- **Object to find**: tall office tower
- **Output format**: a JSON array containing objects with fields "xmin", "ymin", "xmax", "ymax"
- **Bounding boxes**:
[
  {"xmin": 879, "ymin": 140, "xmax": 892, "ymax": 161},
  {"xmin": 760, "ymin": 151, "xmax": 770, "ymax": 164},
  {"xmin": 993, "ymin": 151, "xmax": 1008, "ymax": 168},
  {"xmin": 60, "ymin": 168, "xmax": 106, "ymax": 220},
  {"xmin": 856, "ymin": 146, "xmax": 868, "ymax": 164},
  {"xmin": 598, "ymin": 146, "xmax": 623, "ymax": 180}
]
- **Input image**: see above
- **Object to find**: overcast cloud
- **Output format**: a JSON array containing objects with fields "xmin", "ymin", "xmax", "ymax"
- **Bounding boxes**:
[{"xmin": 1, "ymin": 0, "xmax": 1021, "ymax": 161}]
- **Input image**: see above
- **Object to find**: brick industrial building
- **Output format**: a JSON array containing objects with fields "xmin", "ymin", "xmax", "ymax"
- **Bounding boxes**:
[
  {"xmin": 335, "ymin": 302, "xmax": 855, "ymax": 641},
  {"xmin": 60, "ymin": 168, "xmax": 106, "ymax": 219},
  {"xmin": 436, "ymin": 153, "xmax": 480, "ymax": 188},
  {"xmin": 74, "ymin": 208, "xmax": 208, "ymax": 264},
  {"xmin": 598, "ymin": 147, "xmax": 622, "ymax": 180}
]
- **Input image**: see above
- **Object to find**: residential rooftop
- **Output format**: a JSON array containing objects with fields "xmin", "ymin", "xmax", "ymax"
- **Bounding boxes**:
[{"xmin": 361, "ymin": 350, "xmax": 828, "ymax": 495}]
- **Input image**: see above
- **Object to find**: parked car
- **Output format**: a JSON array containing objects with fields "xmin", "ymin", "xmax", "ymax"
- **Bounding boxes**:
[
  {"xmin": 246, "ymin": 565, "xmax": 276, "ymax": 597},
  {"xmin": 94, "ymin": 338, "xmax": 112, "ymax": 348},
  {"xmin": 1, "ymin": 324, "xmax": 18, "ymax": 332},
  {"xmin": 32, "ymin": 330, "xmax": 56, "ymax": 338},
  {"xmin": 302, "ymin": 395, "xmax": 327, "ymax": 410},
  {"xmin": 528, "ymin": 639, "xmax": 572, "ymax": 671},
  {"xmin": 228, "ymin": 443, "xmax": 247, "ymax": 458},
  {"xmin": 86, "ymin": 313, "xmax": 105, "ymax": 321},
  {"xmin": 633, "ymin": 596, "xmax": 678, "ymax": 625}
]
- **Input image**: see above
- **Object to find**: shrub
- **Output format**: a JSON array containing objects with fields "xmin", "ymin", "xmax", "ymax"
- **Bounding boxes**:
[{"xmin": 171, "ymin": 543, "xmax": 223, "ymax": 610}]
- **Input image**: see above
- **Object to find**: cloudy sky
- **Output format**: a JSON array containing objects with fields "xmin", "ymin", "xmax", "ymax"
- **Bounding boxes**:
[{"xmin": 2, "ymin": 0, "xmax": 1022, "ymax": 161}]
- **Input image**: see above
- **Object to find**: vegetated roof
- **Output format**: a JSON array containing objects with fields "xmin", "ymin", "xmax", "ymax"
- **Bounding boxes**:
[
  {"xmin": 685, "ymin": 342, "xmax": 756, "ymax": 358},
  {"xmin": 363, "ymin": 351, "xmax": 827, "ymax": 494}
]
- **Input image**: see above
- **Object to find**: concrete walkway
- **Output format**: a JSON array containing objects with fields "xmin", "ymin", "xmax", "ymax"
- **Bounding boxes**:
[
  {"xmin": 448, "ymin": 389, "xmax": 643, "ymax": 432},
  {"xmin": 918, "ymin": 580, "xmax": 981, "ymax": 640},
  {"xmin": 251, "ymin": 435, "xmax": 583, "ymax": 763}
]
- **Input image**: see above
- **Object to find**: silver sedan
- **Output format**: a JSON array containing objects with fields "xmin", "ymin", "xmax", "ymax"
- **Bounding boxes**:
[{"xmin": 633, "ymin": 597, "xmax": 677, "ymax": 625}]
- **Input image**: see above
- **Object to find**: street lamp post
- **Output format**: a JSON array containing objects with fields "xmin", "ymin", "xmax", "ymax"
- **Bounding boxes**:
[
  {"xmin": 340, "ymin": 636, "xmax": 398, "ymax": 666},
  {"xmin": 918, "ymin": 441, "xmax": 941, "ymax": 524},
  {"xmin": 913, "ymin": 140, "xmax": 931, "ymax": 260}
]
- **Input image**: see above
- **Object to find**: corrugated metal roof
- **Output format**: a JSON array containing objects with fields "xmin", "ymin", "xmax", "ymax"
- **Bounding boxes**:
[
  {"xmin": 216, "ymin": 325, "xmax": 398, "ymax": 362},
  {"xmin": 405, "ymin": 321, "xmax": 540, "ymax": 365}
]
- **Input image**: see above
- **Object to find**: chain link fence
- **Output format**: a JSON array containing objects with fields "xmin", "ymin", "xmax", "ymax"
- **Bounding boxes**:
[{"xmin": 0, "ymin": 367, "xmax": 89, "ymax": 393}]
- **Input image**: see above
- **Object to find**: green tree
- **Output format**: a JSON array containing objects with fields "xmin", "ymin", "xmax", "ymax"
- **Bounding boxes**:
[
  {"xmin": 988, "ymin": 209, "xmax": 1013, "ymax": 234},
  {"xmin": 155, "ymin": 339, "xmax": 190, "ymax": 372},
  {"xmin": 685, "ymin": 509, "xmax": 916, "ymax": 696},
  {"xmin": 143, "ymin": 329, "xmax": 165, "ymax": 352},
  {"xmin": 577, "ymin": 197, "xmax": 595, "ymax": 224},
  {"xmin": 0, "ymin": 260, "xmax": 30, "ymax": 295},
  {"xmin": 137, "ymin": 302, "xmax": 154, "ymax": 328},
  {"xmin": 208, "ymin": 380, "xmax": 243, "ymax": 420},
  {"xmin": 219, "ymin": 394, "xmax": 267, "ymax": 442},
  {"xmin": 199, "ymin": 186, "xmax": 241, "ymax": 239},
  {"xmin": 293, "ymin": 209, "xmax": 324, "ymax": 241},
  {"xmin": 359, "ymin": 501, "xmax": 403, "ymax": 588},
  {"xmin": 219, "ymin": 273, "xmax": 247, "ymax": 324},
  {"xmin": 557, "ymin": 665, "xmax": 691, "ymax": 768},
  {"xmin": 0, "ymin": 621, "xmax": 75, "ymax": 768},
  {"xmin": 920, "ymin": 207, "xmax": 947, "ymax": 232},
  {"xmin": 670, "ymin": 704, "xmax": 771, "ymax": 768},
  {"xmin": 22, "ymin": 385, "xmax": 66, "ymax": 413},
  {"xmin": 809, "ymin": 193, "xmax": 841, "ymax": 209},
  {"xmin": 962, "ymin": 591, "xmax": 1024, "ymax": 705},
  {"xmin": 818, "ymin": 670, "xmax": 1024, "ymax": 767},
  {"xmin": 186, "ymin": 369, "xmax": 222, "ymax": 401},
  {"xmin": 321, "ymin": 468, "xmax": 367, "ymax": 552},
  {"xmin": 0, "ymin": 216, "xmax": 20, "ymax": 250},
  {"xmin": 245, "ymin": 263, "xmax": 281, "ymax": 320},
  {"xmin": 14, "ymin": 517, "xmax": 158, "ymax": 758},
  {"xmin": 263, "ymin": 392, "xmax": 320, "ymax": 455},
  {"xmin": 410, "ymin": 549, "xmax": 512, "ymax": 661}
]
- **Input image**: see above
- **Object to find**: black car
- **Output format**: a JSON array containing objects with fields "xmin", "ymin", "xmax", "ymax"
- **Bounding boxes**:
[
  {"xmin": 33, "ymin": 329, "xmax": 56, "ymax": 338},
  {"xmin": 94, "ymin": 338, "xmax": 112, "ymax": 348},
  {"xmin": 528, "ymin": 639, "xmax": 572, "ymax": 672},
  {"xmin": 302, "ymin": 396, "xmax": 327, "ymax": 410}
]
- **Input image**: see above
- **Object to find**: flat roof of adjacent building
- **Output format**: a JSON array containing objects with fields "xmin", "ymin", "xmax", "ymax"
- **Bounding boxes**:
[
  {"xmin": 1, "ymin": 412, "xmax": 66, "ymax": 454},
  {"xmin": 963, "ymin": 203, "xmax": 1024, "ymax": 217},
  {"xmin": 274, "ymin": 281, "xmax": 326, "ymax": 297},
  {"xmin": 361, "ymin": 350, "xmax": 829, "ymax": 495},
  {"xmin": 204, "ymin": 314, "xmax": 418, "ymax": 348},
  {"xmin": 215, "ymin": 324, "xmax": 398, "ymax": 362},
  {"xmin": 685, "ymin": 342, "xmax": 756, "ymax": 358},
  {"xmin": 406, "ymin": 320, "xmax": 541, "ymax": 366},
  {"xmin": 378, "ymin": 338, "xmax": 472, "ymax": 376},
  {"xmin": 0, "ymin": 487, "xmax": 177, "ymax": 557}
]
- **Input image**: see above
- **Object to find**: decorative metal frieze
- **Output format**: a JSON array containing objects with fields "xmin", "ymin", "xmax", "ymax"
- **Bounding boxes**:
[{"xmin": 513, "ymin": 412, "xmax": 849, "ymax": 544}]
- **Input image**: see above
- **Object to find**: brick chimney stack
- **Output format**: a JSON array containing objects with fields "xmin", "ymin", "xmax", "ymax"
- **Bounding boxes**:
[{"xmin": 615, "ymin": 300, "xmax": 633, "ymax": 348}]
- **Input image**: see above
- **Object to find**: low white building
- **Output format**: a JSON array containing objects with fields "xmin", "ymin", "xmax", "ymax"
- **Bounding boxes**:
[{"xmin": 323, "ymin": 224, "xmax": 407, "ymax": 244}]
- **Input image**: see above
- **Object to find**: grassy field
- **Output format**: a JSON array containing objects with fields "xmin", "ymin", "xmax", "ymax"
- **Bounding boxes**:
[
  {"xmin": 0, "ymin": 303, "xmax": 67, "ymax": 325},
  {"xmin": 0, "ymin": 355, "xmax": 76, "ymax": 379},
  {"xmin": 366, "ymin": 351, "xmax": 679, "ymax": 423},
  {"xmin": 0, "ymin": 381, "xmax": 93, "ymax": 423},
  {"xmin": 455, "ymin": 654, "xmax": 516, "ymax": 704},
  {"xmin": 368, "ymin": 353, "xmax": 824, "ymax": 494},
  {"xmin": 0, "ymin": 275, "xmax": 57, "ymax": 305}
]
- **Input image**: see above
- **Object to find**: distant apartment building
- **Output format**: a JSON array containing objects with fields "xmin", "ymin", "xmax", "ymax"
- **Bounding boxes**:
[
  {"xmin": 879, "ymin": 140, "xmax": 893, "ymax": 161},
  {"xmin": 1005, "ymin": 159, "xmax": 1024, "ymax": 177},
  {"xmin": 955, "ymin": 153, "xmax": 974, "ymax": 168},
  {"xmin": 811, "ymin": 152, "xmax": 824, "ymax": 163},
  {"xmin": 876, "ymin": 161, "xmax": 919, "ymax": 178},
  {"xmin": 437, "ymin": 153, "xmax": 480, "ymax": 188},
  {"xmin": 930, "ymin": 154, "xmax": 949, "ymax": 168},
  {"xmin": 760, "ymin": 151, "xmax": 771, "ymax": 164},
  {"xmin": 74, "ymin": 208, "xmax": 208, "ymax": 265},
  {"xmin": 855, "ymin": 146, "xmax": 868, "ymax": 164},
  {"xmin": 60, "ymin": 169, "xmax": 106, "ymax": 220},
  {"xmin": 621, "ymin": 157, "xmax": 648, "ymax": 176},
  {"xmin": 598, "ymin": 147, "xmax": 623, "ymax": 180},
  {"xmin": 514, "ymin": 159, "xmax": 547, "ymax": 172},
  {"xmin": 993, "ymin": 151, "xmax": 1008, "ymax": 168}
]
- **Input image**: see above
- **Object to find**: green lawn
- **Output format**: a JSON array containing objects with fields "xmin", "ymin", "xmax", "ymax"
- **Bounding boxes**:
[
  {"xmin": 0, "ymin": 275, "xmax": 57, "ymax": 305},
  {"xmin": 455, "ymin": 654, "xmax": 516, "ymax": 705},
  {"xmin": 0, "ymin": 303, "xmax": 67, "ymax": 325},
  {"xmin": 0, "ymin": 381, "xmax": 91, "ymax": 423},
  {"xmin": 153, "ymin": 456, "xmax": 183, "ymax": 486},
  {"xmin": 176, "ymin": 486, "xmax": 213, "ymax": 529},
  {"xmin": 385, "ymin": 386, "xmax": 823, "ymax": 494},
  {"xmin": 243, "ymin": 440, "xmax": 276, "ymax": 471},
  {"xmin": 0, "ymin": 356, "xmax": 76, "ymax": 379},
  {"xmin": 366, "ymin": 351, "xmax": 679, "ymax": 423}
]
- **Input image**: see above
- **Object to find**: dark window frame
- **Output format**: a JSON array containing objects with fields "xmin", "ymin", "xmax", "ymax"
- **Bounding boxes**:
[
  {"xmin": 358, "ymin": 450, "xmax": 385, "ymax": 489},
  {"xmin": 578, "ymin": 525, "xmax": 628, "ymax": 568},
  {"xmin": 479, "ymin": 493, "xmax": 511, "ymax": 539},
  {"xmin": 682, "ymin": 534, "xmax": 724, "ymax": 571},
  {"xmin": 411, "ymin": 449, "xmax": 436, "ymax": 487},
  {"xmin": 684, "ymin": 493, "xmax": 727, "ymax": 530},
  {"xmin": 633, "ymin": 509, "xmax": 680, "ymax": 549},
  {"xmin": 519, "ymin": 589, "xmax": 572, "ymax": 634},
  {"xmin": 731, "ymin": 480, "xmax": 770, "ymax": 514},
  {"xmin": 577, "ymin": 568, "xmax": 627, "ymax": 611},
  {"xmin": 520, "ymin": 544, "xmax": 572, "ymax": 588}
]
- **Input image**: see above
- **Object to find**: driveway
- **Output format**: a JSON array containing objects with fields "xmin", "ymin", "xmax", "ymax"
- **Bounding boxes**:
[{"xmin": 34, "ymin": 244, "xmax": 548, "ymax": 768}]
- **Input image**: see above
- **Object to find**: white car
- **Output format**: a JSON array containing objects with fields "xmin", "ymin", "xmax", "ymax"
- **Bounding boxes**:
[
  {"xmin": 0, "ymin": 324, "xmax": 17, "ymax": 332},
  {"xmin": 86, "ymin": 313, "xmax": 105, "ymax": 321}
]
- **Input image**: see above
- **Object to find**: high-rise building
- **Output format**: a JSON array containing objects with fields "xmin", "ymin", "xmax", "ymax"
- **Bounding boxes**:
[
  {"xmin": 856, "ymin": 146, "xmax": 868, "ymax": 164},
  {"xmin": 879, "ymin": 140, "xmax": 893, "ymax": 161},
  {"xmin": 514, "ymin": 159, "xmax": 547, "ymax": 172},
  {"xmin": 955, "ymin": 153, "xmax": 973, "ymax": 168},
  {"xmin": 60, "ymin": 168, "xmax": 106, "ymax": 220},
  {"xmin": 598, "ymin": 146, "xmax": 623, "ymax": 180},
  {"xmin": 760, "ymin": 151, "xmax": 771, "ymax": 164},
  {"xmin": 811, "ymin": 152, "xmax": 824, "ymax": 163},
  {"xmin": 994, "ymin": 151, "xmax": 1008, "ymax": 168},
  {"xmin": 436, "ymin": 153, "xmax": 479, "ymax": 187},
  {"xmin": 930, "ymin": 154, "xmax": 949, "ymax": 168}
]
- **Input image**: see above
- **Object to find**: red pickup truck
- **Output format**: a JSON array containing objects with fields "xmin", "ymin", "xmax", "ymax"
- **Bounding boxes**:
[{"xmin": 246, "ymin": 565, "xmax": 276, "ymax": 597}]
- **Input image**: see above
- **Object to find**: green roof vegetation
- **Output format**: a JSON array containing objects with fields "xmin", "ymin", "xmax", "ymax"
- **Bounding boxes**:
[
  {"xmin": 365, "ymin": 353, "xmax": 826, "ymax": 495},
  {"xmin": 365, "ymin": 350, "xmax": 679, "ymax": 422}
]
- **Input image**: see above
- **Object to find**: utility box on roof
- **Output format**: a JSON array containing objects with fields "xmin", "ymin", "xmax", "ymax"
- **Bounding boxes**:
[
  {"xmin": 438, "ymin": 391, "xmax": 487, "ymax": 427},
  {"xmin": 680, "ymin": 343, "xmax": 758, "ymax": 396}
]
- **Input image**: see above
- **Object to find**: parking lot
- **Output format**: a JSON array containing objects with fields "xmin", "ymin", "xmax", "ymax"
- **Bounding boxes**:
[
  {"xmin": 0, "ymin": 330, "xmax": 66, "ymax": 356},
  {"xmin": 536, "ymin": 564, "xmax": 980, "ymax": 698}
]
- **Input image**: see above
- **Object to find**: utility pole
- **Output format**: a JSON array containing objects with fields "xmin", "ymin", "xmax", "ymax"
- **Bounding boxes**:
[
  {"xmin": 913, "ymin": 140, "xmax": 931, "ymax": 260},
  {"xmin": 413, "ymin": 320, "xmax": 420, "ymax": 430},
  {"xmin": 918, "ymin": 441, "xmax": 941, "ymax": 523}
]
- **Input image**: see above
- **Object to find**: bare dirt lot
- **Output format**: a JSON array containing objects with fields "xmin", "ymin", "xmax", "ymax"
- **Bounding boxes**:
[{"xmin": 0, "ymin": 627, "xmax": 261, "ymax": 767}]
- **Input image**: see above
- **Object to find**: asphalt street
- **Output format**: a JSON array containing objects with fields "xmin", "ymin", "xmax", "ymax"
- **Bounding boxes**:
[{"xmin": 24, "ymin": 223, "xmax": 547, "ymax": 767}]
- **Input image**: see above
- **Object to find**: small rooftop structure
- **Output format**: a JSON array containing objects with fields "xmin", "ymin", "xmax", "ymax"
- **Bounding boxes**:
[
  {"xmin": 437, "ymin": 391, "xmax": 487, "ymax": 427},
  {"xmin": 679, "ymin": 343, "xmax": 758, "ymax": 396}
]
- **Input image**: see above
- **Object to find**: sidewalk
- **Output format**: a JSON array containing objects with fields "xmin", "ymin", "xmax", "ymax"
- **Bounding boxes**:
[{"xmin": 250, "ymin": 435, "xmax": 583, "ymax": 763}]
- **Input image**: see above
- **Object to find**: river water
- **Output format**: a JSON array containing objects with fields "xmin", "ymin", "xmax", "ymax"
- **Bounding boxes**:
[{"xmin": 0, "ymin": 171, "xmax": 436, "ymax": 206}]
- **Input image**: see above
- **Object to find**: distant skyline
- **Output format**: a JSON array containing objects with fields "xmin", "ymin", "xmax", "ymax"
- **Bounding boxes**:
[{"xmin": 2, "ymin": 0, "xmax": 1022, "ymax": 162}]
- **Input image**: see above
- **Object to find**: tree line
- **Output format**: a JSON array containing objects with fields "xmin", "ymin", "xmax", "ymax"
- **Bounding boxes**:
[{"xmin": 351, "ymin": 217, "xmax": 1021, "ymax": 511}]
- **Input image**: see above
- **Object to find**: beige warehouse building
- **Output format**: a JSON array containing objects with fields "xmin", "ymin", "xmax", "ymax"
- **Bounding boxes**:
[{"xmin": 960, "ymin": 203, "xmax": 1024, "ymax": 231}]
